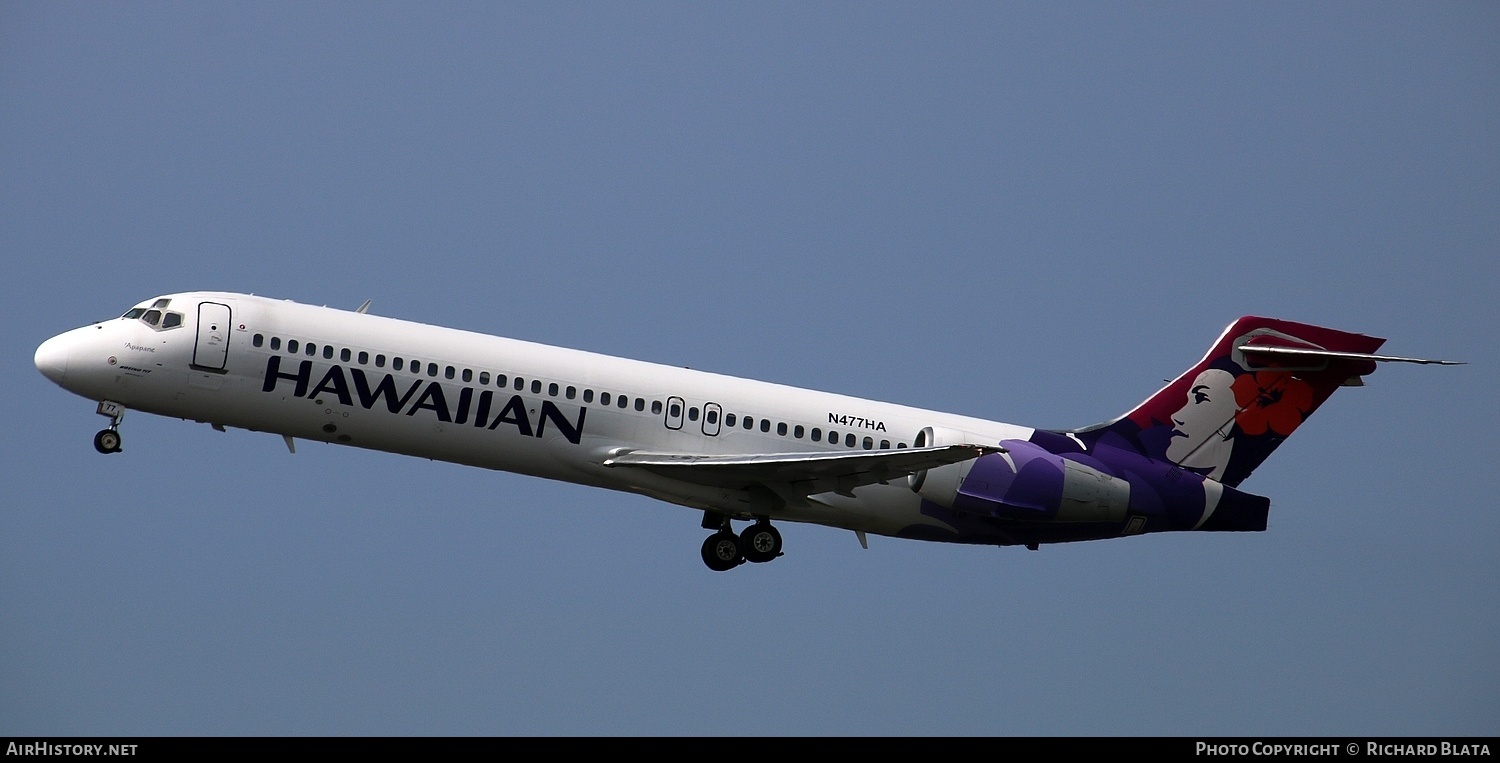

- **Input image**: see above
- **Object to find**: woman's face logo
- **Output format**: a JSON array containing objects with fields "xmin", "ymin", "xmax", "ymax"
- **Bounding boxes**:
[{"xmin": 1165, "ymin": 368, "xmax": 1237, "ymax": 478}]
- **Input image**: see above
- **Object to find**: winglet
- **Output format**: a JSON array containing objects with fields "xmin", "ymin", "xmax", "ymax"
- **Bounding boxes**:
[{"xmin": 355, "ymin": 299, "xmax": 372, "ymax": 314}]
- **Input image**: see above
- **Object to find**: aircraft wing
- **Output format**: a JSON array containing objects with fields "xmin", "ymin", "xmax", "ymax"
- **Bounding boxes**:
[{"xmin": 602, "ymin": 443, "xmax": 1003, "ymax": 497}]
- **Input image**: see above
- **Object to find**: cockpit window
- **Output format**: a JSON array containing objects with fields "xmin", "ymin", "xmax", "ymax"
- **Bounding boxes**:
[{"xmin": 122, "ymin": 301, "xmax": 184, "ymax": 331}]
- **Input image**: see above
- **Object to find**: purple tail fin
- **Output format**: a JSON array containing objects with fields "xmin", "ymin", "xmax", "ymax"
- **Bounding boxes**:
[{"xmin": 1079, "ymin": 317, "xmax": 1386, "ymax": 487}]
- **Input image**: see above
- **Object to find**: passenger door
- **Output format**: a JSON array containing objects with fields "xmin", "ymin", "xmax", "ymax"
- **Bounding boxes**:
[{"xmin": 193, "ymin": 301, "xmax": 232, "ymax": 371}]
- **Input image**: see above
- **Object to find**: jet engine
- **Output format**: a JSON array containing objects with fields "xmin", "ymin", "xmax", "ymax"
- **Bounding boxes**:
[{"xmin": 911, "ymin": 438, "xmax": 1130, "ymax": 523}]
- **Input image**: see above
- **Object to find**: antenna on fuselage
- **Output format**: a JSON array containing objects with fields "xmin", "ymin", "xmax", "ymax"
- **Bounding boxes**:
[{"xmin": 355, "ymin": 299, "xmax": 372, "ymax": 314}]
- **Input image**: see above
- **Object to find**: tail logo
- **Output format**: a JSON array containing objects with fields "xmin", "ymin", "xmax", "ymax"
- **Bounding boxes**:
[
  {"xmin": 1230, "ymin": 370, "xmax": 1313, "ymax": 436},
  {"xmin": 1164, "ymin": 365, "xmax": 1314, "ymax": 481},
  {"xmin": 1096, "ymin": 318, "xmax": 1390, "ymax": 487}
]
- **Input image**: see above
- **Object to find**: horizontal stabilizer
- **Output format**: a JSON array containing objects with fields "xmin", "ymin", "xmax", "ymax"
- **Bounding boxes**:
[{"xmin": 1239, "ymin": 344, "xmax": 1464, "ymax": 366}]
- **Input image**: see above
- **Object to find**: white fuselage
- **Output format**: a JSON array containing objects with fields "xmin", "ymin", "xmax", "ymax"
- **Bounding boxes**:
[{"xmin": 36, "ymin": 292, "xmax": 1033, "ymax": 541}]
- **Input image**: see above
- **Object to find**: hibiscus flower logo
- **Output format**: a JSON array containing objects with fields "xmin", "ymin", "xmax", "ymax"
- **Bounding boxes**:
[{"xmin": 1231, "ymin": 371, "xmax": 1313, "ymax": 437}]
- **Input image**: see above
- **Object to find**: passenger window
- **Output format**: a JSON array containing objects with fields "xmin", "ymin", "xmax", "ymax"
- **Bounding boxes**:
[
  {"xmin": 688, "ymin": 407, "xmax": 699, "ymax": 421},
  {"xmin": 306, "ymin": 343, "xmax": 317, "ymax": 356},
  {"xmin": 375, "ymin": 354, "xmax": 386, "ymax": 368},
  {"xmin": 669, "ymin": 402, "xmax": 681, "ymax": 417},
  {"xmin": 743, "ymin": 416, "xmax": 754, "ymax": 430},
  {"xmin": 393, "ymin": 357, "xmax": 404, "ymax": 371},
  {"xmin": 760, "ymin": 420, "xmax": 771, "ymax": 433},
  {"xmin": 584, "ymin": 390, "xmax": 594, "ymax": 403},
  {"xmin": 514, "ymin": 377, "xmax": 524, "ymax": 391},
  {"xmin": 324, "ymin": 346, "xmax": 334, "ymax": 359},
  {"xmin": 479, "ymin": 371, "xmax": 490, "ymax": 385},
  {"xmin": 288, "ymin": 340, "xmax": 300, "ymax": 354},
  {"xmin": 617, "ymin": 396, "xmax": 628, "ymax": 409},
  {"xmin": 634, "ymin": 398, "xmax": 645, "ymax": 412},
  {"xmin": 270, "ymin": 337, "xmax": 282, "ymax": 351},
  {"xmin": 777, "ymin": 422, "xmax": 788, "ymax": 436},
  {"xmin": 253, "ymin": 334, "xmax": 264, "ymax": 347},
  {"xmin": 340, "ymin": 348, "xmax": 351, "ymax": 362},
  {"xmin": 707, "ymin": 409, "xmax": 719, "ymax": 425},
  {"xmin": 446, "ymin": 366, "xmax": 456, "ymax": 380},
  {"xmin": 461, "ymin": 369, "xmax": 472, "ymax": 382},
  {"xmin": 359, "ymin": 351, "xmax": 369, "ymax": 364},
  {"xmin": 794, "ymin": 425, "xmax": 805, "ymax": 439},
  {"xmin": 846, "ymin": 434, "xmax": 857, "ymax": 447},
  {"xmin": 862, "ymin": 436, "xmax": 873, "ymax": 449},
  {"xmin": 548, "ymin": 383, "xmax": 559, "ymax": 397},
  {"xmin": 600, "ymin": 392, "xmax": 611, "ymax": 406},
  {"xmin": 811, "ymin": 427, "xmax": 822, "ymax": 441},
  {"xmin": 566, "ymin": 386, "xmax": 576, "ymax": 400},
  {"xmin": 651, "ymin": 400, "xmax": 662, "ymax": 414},
  {"xmin": 496, "ymin": 374, "xmax": 508, "ymax": 387},
  {"xmin": 531, "ymin": 380, "xmax": 541, "ymax": 394},
  {"xmin": 428, "ymin": 363, "xmax": 439, "ymax": 378},
  {"xmin": 726, "ymin": 414, "xmax": 737, "ymax": 428},
  {"xmin": 880, "ymin": 440, "xmax": 890, "ymax": 449}
]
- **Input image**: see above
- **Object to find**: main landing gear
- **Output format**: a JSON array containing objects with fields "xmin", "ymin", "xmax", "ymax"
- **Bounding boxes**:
[
  {"xmin": 700, "ymin": 513, "xmax": 784, "ymax": 572},
  {"xmin": 92, "ymin": 400, "xmax": 125, "ymax": 454}
]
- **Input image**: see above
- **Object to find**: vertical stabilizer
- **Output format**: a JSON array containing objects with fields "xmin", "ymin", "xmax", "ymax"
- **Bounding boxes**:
[{"xmin": 1079, "ymin": 317, "xmax": 1385, "ymax": 486}]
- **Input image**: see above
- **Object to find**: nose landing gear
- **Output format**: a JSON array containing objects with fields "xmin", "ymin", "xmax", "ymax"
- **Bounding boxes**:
[
  {"xmin": 92, "ymin": 400, "xmax": 125, "ymax": 454},
  {"xmin": 93, "ymin": 429, "xmax": 122, "ymax": 454}
]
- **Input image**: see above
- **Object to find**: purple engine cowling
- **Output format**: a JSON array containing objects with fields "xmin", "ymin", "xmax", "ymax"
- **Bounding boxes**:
[
  {"xmin": 913, "ymin": 438, "xmax": 1270, "ymax": 534},
  {"xmin": 914, "ymin": 439, "xmax": 1129, "ymax": 522}
]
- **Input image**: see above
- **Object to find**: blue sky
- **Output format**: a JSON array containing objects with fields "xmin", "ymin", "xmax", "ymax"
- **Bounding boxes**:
[{"xmin": 3, "ymin": 2, "xmax": 1495, "ymax": 736}]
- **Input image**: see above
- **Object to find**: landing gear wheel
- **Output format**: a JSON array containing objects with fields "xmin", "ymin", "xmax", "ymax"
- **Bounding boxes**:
[
  {"xmin": 701, "ymin": 530, "xmax": 743, "ymax": 571},
  {"xmin": 740, "ymin": 522, "xmax": 783, "ymax": 564},
  {"xmin": 93, "ymin": 429, "xmax": 122, "ymax": 454}
]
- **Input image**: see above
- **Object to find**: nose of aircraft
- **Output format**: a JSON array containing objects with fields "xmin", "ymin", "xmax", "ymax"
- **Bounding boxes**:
[{"xmin": 35, "ymin": 333, "xmax": 70, "ymax": 385}]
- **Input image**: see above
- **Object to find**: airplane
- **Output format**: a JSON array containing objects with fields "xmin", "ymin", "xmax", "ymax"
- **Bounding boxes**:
[{"xmin": 33, "ymin": 292, "xmax": 1459, "ymax": 570}]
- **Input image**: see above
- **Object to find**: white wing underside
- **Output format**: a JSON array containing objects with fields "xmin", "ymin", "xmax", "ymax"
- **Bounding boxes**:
[{"xmin": 603, "ymin": 443, "xmax": 1003, "ymax": 497}]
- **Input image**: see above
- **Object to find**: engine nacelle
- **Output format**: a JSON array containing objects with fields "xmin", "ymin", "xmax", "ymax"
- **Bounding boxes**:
[
  {"xmin": 913, "ymin": 439, "xmax": 1130, "ymax": 523},
  {"xmin": 908, "ymin": 425, "xmax": 987, "ymax": 495}
]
